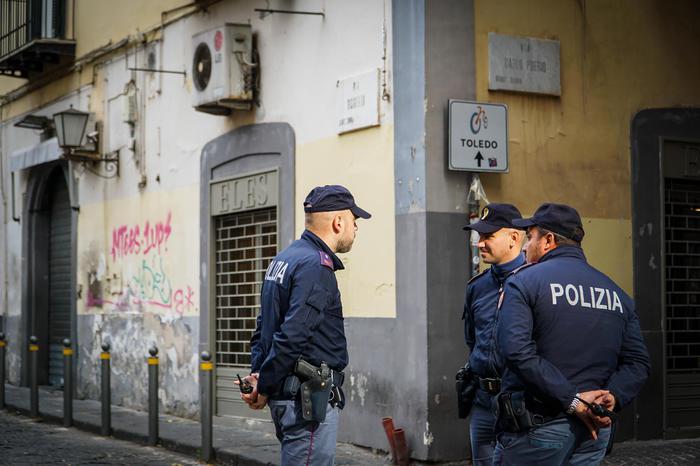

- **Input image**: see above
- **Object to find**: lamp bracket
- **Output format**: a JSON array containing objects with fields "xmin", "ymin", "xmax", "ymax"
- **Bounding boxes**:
[{"xmin": 63, "ymin": 149, "xmax": 119, "ymax": 178}]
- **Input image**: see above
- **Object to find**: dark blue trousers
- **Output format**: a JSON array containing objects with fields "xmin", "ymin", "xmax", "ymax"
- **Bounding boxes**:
[
  {"xmin": 493, "ymin": 416, "xmax": 611, "ymax": 466},
  {"xmin": 268, "ymin": 399, "xmax": 339, "ymax": 466}
]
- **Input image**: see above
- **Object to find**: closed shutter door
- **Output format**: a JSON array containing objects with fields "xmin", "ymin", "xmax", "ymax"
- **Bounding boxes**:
[
  {"xmin": 664, "ymin": 176, "xmax": 700, "ymax": 430},
  {"xmin": 214, "ymin": 207, "xmax": 277, "ymax": 416},
  {"xmin": 48, "ymin": 179, "xmax": 71, "ymax": 387}
]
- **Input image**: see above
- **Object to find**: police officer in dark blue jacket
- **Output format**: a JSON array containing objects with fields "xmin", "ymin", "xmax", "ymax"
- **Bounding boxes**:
[
  {"xmin": 494, "ymin": 203, "xmax": 650, "ymax": 465},
  {"xmin": 239, "ymin": 185, "xmax": 371, "ymax": 466},
  {"xmin": 461, "ymin": 203, "xmax": 526, "ymax": 465}
]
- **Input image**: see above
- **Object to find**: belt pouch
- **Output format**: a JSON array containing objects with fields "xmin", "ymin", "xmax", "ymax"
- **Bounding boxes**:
[
  {"xmin": 509, "ymin": 391, "xmax": 534, "ymax": 431},
  {"xmin": 282, "ymin": 374, "xmax": 301, "ymax": 398},
  {"xmin": 330, "ymin": 385, "xmax": 345, "ymax": 410}
]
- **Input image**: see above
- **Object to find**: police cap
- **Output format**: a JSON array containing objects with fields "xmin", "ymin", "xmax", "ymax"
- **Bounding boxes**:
[
  {"xmin": 512, "ymin": 203, "xmax": 585, "ymax": 242},
  {"xmin": 303, "ymin": 185, "xmax": 371, "ymax": 219},
  {"xmin": 463, "ymin": 203, "xmax": 523, "ymax": 234}
]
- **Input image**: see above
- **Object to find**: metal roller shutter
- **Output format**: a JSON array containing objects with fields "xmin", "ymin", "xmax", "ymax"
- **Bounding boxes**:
[
  {"xmin": 664, "ymin": 176, "xmax": 700, "ymax": 430},
  {"xmin": 214, "ymin": 207, "xmax": 277, "ymax": 416},
  {"xmin": 48, "ymin": 179, "xmax": 71, "ymax": 387}
]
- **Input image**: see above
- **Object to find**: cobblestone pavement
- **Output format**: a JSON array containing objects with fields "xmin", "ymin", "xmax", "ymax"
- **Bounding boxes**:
[
  {"xmin": 0, "ymin": 410, "xmax": 201, "ymax": 466},
  {"xmin": 602, "ymin": 437, "xmax": 700, "ymax": 465}
]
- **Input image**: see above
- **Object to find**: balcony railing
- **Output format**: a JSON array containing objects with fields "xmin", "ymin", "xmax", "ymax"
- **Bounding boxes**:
[{"xmin": 0, "ymin": 0, "xmax": 74, "ymax": 79}]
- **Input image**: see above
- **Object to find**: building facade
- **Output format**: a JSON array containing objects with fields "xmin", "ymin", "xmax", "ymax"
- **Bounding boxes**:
[{"xmin": 1, "ymin": 0, "xmax": 699, "ymax": 461}]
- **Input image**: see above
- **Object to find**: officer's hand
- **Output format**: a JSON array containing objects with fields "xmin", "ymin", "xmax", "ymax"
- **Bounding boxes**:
[
  {"xmin": 594, "ymin": 392, "xmax": 616, "ymax": 412},
  {"xmin": 250, "ymin": 393, "xmax": 268, "ymax": 410},
  {"xmin": 236, "ymin": 373, "xmax": 259, "ymax": 406},
  {"xmin": 575, "ymin": 390, "xmax": 612, "ymax": 439}
]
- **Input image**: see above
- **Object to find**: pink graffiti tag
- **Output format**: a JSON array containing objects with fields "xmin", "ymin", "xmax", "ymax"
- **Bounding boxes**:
[
  {"xmin": 111, "ymin": 225, "xmax": 141, "ymax": 260},
  {"xmin": 143, "ymin": 211, "xmax": 172, "ymax": 255},
  {"xmin": 174, "ymin": 286, "xmax": 196, "ymax": 315},
  {"xmin": 111, "ymin": 212, "xmax": 172, "ymax": 260}
]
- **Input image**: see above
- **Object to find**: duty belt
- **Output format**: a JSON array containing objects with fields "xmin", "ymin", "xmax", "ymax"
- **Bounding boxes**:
[
  {"xmin": 495, "ymin": 391, "xmax": 564, "ymax": 433},
  {"xmin": 270, "ymin": 364, "xmax": 344, "ymax": 404}
]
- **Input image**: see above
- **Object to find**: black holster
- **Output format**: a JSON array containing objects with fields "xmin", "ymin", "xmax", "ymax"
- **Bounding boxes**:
[
  {"xmin": 494, "ymin": 392, "xmax": 560, "ymax": 433},
  {"xmin": 456, "ymin": 364, "xmax": 478, "ymax": 419},
  {"xmin": 295, "ymin": 360, "xmax": 333, "ymax": 423}
]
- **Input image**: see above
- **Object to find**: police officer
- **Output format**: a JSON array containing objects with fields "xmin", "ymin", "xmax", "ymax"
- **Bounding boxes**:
[
  {"xmin": 461, "ymin": 203, "xmax": 526, "ymax": 465},
  {"xmin": 239, "ymin": 185, "xmax": 371, "ymax": 466},
  {"xmin": 494, "ymin": 203, "xmax": 651, "ymax": 465}
]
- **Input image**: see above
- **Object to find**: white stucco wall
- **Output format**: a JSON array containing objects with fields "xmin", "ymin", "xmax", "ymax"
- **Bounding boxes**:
[{"xmin": 1, "ymin": 0, "xmax": 395, "ymax": 417}]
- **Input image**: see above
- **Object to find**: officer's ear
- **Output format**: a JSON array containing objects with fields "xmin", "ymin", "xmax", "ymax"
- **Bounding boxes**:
[
  {"xmin": 510, "ymin": 229, "xmax": 523, "ymax": 245},
  {"xmin": 544, "ymin": 231, "xmax": 557, "ymax": 249},
  {"xmin": 331, "ymin": 212, "xmax": 344, "ymax": 233}
]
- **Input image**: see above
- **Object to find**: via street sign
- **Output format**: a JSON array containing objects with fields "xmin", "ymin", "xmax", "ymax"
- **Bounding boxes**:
[{"xmin": 448, "ymin": 100, "xmax": 508, "ymax": 172}]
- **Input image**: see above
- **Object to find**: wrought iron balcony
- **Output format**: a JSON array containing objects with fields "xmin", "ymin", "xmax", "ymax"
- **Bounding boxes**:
[{"xmin": 0, "ymin": 0, "xmax": 75, "ymax": 79}]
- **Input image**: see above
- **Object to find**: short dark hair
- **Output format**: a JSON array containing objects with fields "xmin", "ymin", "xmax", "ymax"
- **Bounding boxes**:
[{"xmin": 535, "ymin": 226, "xmax": 581, "ymax": 246}]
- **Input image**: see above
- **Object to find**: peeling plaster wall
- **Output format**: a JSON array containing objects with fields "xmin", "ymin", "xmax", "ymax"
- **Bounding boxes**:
[{"xmin": 77, "ymin": 314, "xmax": 198, "ymax": 417}]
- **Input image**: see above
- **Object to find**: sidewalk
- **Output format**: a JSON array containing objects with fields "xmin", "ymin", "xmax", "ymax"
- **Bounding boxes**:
[{"xmin": 3, "ymin": 384, "xmax": 390, "ymax": 466}]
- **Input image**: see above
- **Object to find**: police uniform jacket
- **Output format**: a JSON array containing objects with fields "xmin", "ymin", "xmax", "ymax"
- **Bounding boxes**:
[
  {"xmin": 250, "ymin": 230, "xmax": 347, "ymax": 397},
  {"xmin": 464, "ymin": 254, "xmax": 526, "ymax": 378},
  {"xmin": 497, "ymin": 245, "xmax": 651, "ymax": 411}
]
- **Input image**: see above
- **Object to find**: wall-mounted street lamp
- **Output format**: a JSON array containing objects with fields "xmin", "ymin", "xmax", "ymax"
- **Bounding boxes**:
[
  {"xmin": 52, "ymin": 107, "xmax": 118, "ymax": 175},
  {"xmin": 53, "ymin": 107, "xmax": 89, "ymax": 149}
]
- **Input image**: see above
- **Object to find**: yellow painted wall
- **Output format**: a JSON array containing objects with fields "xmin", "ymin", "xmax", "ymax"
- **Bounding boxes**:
[
  {"xmin": 582, "ymin": 217, "xmax": 632, "ymax": 293},
  {"xmin": 295, "ymin": 124, "xmax": 396, "ymax": 318},
  {"xmin": 76, "ymin": 185, "xmax": 199, "ymax": 317},
  {"xmin": 73, "ymin": 0, "xmax": 184, "ymax": 57},
  {"xmin": 474, "ymin": 0, "xmax": 700, "ymax": 293}
]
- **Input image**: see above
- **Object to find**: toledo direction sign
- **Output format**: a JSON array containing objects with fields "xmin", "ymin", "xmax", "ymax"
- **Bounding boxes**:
[{"xmin": 449, "ymin": 100, "xmax": 508, "ymax": 173}]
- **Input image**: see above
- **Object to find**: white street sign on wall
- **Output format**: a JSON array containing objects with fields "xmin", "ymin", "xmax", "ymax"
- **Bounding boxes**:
[
  {"xmin": 336, "ymin": 69, "xmax": 380, "ymax": 134},
  {"xmin": 449, "ymin": 100, "xmax": 508, "ymax": 173},
  {"xmin": 488, "ymin": 32, "xmax": 561, "ymax": 96}
]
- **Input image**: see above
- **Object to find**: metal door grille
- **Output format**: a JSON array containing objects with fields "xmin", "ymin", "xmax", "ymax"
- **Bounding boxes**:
[
  {"xmin": 665, "ymin": 178, "xmax": 700, "ymax": 374},
  {"xmin": 215, "ymin": 208, "xmax": 277, "ymax": 367}
]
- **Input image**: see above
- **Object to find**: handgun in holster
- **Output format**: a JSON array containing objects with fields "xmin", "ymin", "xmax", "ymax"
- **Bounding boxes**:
[
  {"xmin": 455, "ymin": 363, "xmax": 478, "ymax": 419},
  {"xmin": 295, "ymin": 359, "xmax": 333, "ymax": 423}
]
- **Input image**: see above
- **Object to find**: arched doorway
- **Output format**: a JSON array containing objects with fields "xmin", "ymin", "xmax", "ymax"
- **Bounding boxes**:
[{"xmin": 22, "ymin": 164, "xmax": 74, "ymax": 388}]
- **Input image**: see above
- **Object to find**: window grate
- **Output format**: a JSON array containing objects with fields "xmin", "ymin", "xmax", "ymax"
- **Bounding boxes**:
[
  {"xmin": 215, "ymin": 208, "xmax": 276, "ymax": 367},
  {"xmin": 665, "ymin": 178, "xmax": 700, "ymax": 374}
]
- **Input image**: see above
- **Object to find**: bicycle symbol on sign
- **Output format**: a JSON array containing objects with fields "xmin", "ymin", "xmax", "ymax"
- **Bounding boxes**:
[{"xmin": 470, "ymin": 106, "xmax": 488, "ymax": 134}]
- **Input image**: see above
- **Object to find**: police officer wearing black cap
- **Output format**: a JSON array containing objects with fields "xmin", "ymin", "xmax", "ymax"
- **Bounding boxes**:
[
  {"xmin": 493, "ymin": 203, "xmax": 651, "ymax": 465},
  {"xmin": 459, "ymin": 203, "xmax": 526, "ymax": 466},
  {"xmin": 238, "ymin": 185, "xmax": 371, "ymax": 466}
]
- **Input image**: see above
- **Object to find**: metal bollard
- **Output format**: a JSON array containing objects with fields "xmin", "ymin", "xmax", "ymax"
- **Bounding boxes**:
[
  {"xmin": 29, "ymin": 336, "xmax": 39, "ymax": 417},
  {"xmin": 100, "ymin": 342, "xmax": 111, "ymax": 436},
  {"xmin": 200, "ymin": 351, "xmax": 214, "ymax": 463},
  {"xmin": 148, "ymin": 345, "xmax": 159, "ymax": 446},
  {"xmin": 63, "ymin": 338, "xmax": 73, "ymax": 427},
  {"xmin": 0, "ymin": 333, "xmax": 6, "ymax": 410}
]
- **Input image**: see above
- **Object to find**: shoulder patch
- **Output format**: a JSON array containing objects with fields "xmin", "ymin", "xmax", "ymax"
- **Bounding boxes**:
[
  {"xmin": 319, "ymin": 250, "xmax": 334, "ymax": 269},
  {"xmin": 467, "ymin": 267, "xmax": 490, "ymax": 284},
  {"xmin": 507, "ymin": 262, "xmax": 536, "ymax": 278}
]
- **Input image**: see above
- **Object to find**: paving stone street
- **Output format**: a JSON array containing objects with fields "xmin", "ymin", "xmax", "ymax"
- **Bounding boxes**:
[
  {"xmin": 601, "ymin": 437, "xmax": 700, "ymax": 466},
  {"xmin": 0, "ymin": 410, "xmax": 200, "ymax": 466},
  {"xmin": 2, "ymin": 384, "xmax": 700, "ymax": 465}
]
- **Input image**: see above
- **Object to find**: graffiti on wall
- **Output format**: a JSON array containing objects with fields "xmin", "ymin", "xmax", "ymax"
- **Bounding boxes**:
[
  {"xmin": 87, "ymin": 212, "xmax": 195, "ymax": 316},
  {"xmin": 111, "ymin": 212, "xmax": 173, "ymax": 260}
]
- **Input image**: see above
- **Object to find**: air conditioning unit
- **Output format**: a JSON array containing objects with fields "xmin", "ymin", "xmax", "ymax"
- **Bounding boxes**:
[{"xmin": 191, "ymin": 23, "xmax": 255, "ymax": 115}]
